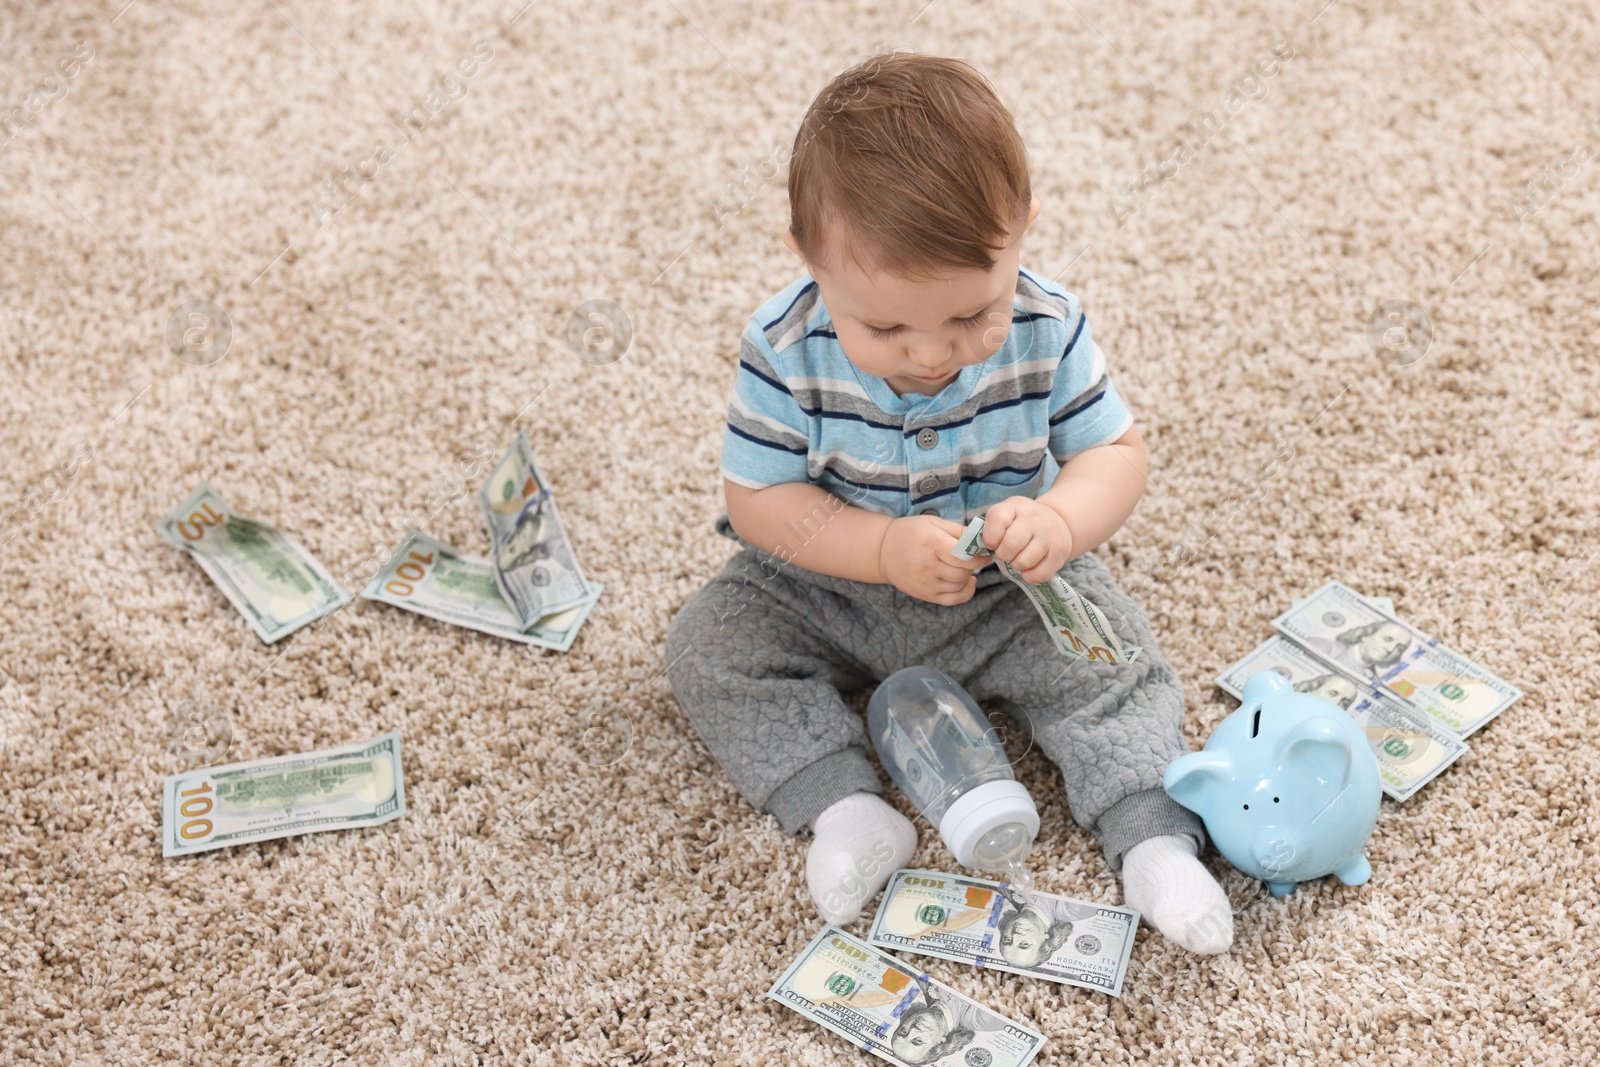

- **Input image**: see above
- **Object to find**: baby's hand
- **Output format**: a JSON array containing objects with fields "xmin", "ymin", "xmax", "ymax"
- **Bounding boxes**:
[
  {"xmin": 880, "ymin": 515, "xmax": 987, "ymax": 605},
  {"xmin": 982, "ymin": 496, "xmax": 1074, "ymax": 583}
]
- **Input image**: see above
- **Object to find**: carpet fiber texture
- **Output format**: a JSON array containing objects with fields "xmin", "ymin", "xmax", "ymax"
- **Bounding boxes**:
[{"xmin": 3, "ymin": 0, "xmax": 1598, "ymax": 1064}]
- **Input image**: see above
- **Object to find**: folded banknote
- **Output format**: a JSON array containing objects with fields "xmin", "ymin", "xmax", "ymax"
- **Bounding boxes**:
[
  {"xmin": 953, "ymin": 516, "xmax": 1139, "ymax": 664},
  {"xmin": 156, "ymin": 482, "xmax": 349, "ymax": 643},
  {"xmin": 361, "ymin": 529, "xmax": 601, "ymax": 651},
  {"xmin": 478, "ymin": 433, "xmax": 592, "ymax": 626}
]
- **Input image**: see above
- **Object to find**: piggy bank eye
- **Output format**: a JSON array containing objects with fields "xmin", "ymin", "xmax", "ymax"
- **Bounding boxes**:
[
  {"xmin": 1242, "ymin": 804, "xmax": 1249, "ymax": 810},
  {"xmin": 1274, "ymin": 797, "xmax": 1280, "ymax": 803}
]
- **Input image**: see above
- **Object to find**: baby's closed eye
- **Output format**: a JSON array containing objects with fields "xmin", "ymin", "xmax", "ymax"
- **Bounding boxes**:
[{"xmin": 865, "ymin": 309, "xmax": 991, "ymax": 340}]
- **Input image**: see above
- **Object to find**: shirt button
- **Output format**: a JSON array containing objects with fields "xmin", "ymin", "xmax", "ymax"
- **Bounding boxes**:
[
  {"xmin": 915, "ymin": 427, "xmax": 938, "ymax": 450},
  {"xmin": 918, "ymin": 476, "xmax": 938, "ymax": 495},
  {"xmin": 917, "ymin": 508, "xmax": 938, "ymax": 517}
]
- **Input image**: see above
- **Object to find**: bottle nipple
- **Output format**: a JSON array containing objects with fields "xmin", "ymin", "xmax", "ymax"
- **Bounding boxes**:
[{"xmin": 970, "ymin": 821, "xmax": 1035, "ymax": 891}]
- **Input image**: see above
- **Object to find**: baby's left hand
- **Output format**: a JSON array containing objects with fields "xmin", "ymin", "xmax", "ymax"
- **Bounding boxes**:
[{"xmin": 982, "ymin": 496, "xmax": 1074, "ymax": 583}]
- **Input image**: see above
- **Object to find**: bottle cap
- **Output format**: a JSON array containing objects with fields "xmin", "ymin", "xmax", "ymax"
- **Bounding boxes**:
[{"xmin": 938, "ymin": 779, "xmax": 1039, "ymax": 869}]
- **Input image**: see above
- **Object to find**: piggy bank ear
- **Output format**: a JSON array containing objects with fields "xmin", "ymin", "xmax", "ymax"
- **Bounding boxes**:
[
  {"xmin": 1280, "ymin": 716, "xmax": 1353, "ymax": 786},
  {"xmin": 1163, "ymin": 753, "xmax": 1233, "ymax": 815},
  {"xmin": 1241, "ymin": 669, "xmax": 1293, "ymax": 707}
]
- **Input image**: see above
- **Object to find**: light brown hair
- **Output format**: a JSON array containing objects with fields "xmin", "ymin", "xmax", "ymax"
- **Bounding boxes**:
[{"xmin": 787, "ymin": 51, "xmax": 1032, "ymax": 280}]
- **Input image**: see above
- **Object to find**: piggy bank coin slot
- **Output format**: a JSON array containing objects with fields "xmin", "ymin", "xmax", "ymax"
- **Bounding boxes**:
[{"xmin": 1251, "ymin": 706, "xmax": 1262, "ymax": 738}]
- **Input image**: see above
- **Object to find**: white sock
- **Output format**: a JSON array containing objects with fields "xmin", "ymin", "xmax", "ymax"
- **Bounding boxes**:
[
  {"xmin": 1121, "ymin": 834, "xmax": 1234, "ymax": 954},
  {"xmin": 806, "ymin": 793, "xmax": 918, "ymax": 924}
]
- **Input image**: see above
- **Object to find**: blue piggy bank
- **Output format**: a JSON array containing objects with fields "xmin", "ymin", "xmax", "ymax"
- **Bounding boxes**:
[{"xmin": 1164, "ymin": 670, "xmax": 1381, "ymax": 897}]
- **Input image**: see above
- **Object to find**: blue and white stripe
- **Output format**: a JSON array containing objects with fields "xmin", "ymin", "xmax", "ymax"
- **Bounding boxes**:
[{"xmin": 721, "ymin": 265, "xmax": 1133, "ymax": 521}]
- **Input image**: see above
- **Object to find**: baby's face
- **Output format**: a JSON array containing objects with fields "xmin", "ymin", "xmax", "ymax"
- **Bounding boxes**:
[{"xmin": 785, "ymin": 197, "xmax": 1041, "ymax": 397}]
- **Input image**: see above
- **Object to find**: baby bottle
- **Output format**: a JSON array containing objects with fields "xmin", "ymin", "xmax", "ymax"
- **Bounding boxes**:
[{"xmin": 867, "ymin": 666, "xmax": 1039, "ymax": 889}]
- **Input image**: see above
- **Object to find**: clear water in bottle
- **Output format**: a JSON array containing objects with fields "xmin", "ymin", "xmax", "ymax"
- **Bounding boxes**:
[{"xmin": 867, "ymin": 666, "xmax": 1038, "ymax": 889}]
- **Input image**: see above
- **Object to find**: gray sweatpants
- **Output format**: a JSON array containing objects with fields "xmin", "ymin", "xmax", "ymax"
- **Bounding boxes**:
[{"xmin": 664, "ymin": 517, "xmax": 1204, "ymax": 872}]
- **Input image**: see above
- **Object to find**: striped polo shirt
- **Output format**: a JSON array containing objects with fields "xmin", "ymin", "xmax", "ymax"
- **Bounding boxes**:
[{"xmin": 721, "ymin": 265, "xmax": 1133, "ymax": 522}]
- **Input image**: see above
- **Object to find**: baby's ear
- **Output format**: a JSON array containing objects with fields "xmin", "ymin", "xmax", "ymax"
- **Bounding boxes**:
[{"xmin": 782, "ymin": 230, "xmax": 805, "ymax": 261}]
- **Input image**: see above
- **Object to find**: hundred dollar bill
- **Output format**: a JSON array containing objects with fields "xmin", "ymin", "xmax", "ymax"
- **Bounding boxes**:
[
  {"xmin": 768, "ymin": 926, "xmax": 1044, "ymax": 1067},
  {"xmin": 1216, "ymin": 634, "xmax": 1467, "ymax": 802},
  {"xmin": 156, "ymin": 482, "xmax": 350, "ymax": 644},
  {"xmin": 1274, "ymin": 581, "xmax": 1521, "ymax": 736},
  {"xmin": 953, "ymin": 515, "xmax": 1140, "ymax": 663},
  {"xmin": 478, "ymin": 433, "xmax": 592, "ymax": 627},
  {"xmin": 867, "ymin": 869, "xmax": 1139, "ymax": 997},
  {"xmin": 361, "ymin": 530, "xmax": 601, "ymax": 651},
  {"xmin": 162, "ymin": 730, "xmax": 405, "ymax": 857}
]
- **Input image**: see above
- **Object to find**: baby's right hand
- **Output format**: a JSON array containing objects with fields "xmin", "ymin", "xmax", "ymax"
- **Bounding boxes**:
[{"xmin": 880, "ymin": 515, "xmax": 987, "ymax": 605}]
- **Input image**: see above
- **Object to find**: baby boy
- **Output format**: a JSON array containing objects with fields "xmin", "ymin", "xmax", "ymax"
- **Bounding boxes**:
[{"xmin": 666, "ymin": 51, "xmax": 1232, "ymax": 953}]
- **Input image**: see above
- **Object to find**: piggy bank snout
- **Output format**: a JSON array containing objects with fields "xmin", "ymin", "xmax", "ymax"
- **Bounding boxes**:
[{"xmin": 1255, "ymin": 832, "xmax": 1305, "ymax": 876}]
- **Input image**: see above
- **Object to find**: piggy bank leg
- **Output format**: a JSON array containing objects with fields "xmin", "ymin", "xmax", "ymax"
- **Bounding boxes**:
[
  {"xmin": 1267, "ymin": 881, "xmax": 1297, "ymax": 897},
  {"xmin": 1334, "ymin": 852, "xmax": 1372, "ymax": 887}
]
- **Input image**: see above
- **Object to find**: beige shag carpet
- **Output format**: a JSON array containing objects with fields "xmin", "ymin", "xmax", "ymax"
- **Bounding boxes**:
[{"xmin": 3, "ymin": 0, "xmax": 1598, "ymax": 1063}]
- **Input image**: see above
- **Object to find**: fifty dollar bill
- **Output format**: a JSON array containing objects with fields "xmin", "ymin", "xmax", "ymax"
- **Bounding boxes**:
[
  {"xmin": 867, "ymin": 869, "xmax": 1139, "ymax": 997},
  {"xmin": 361, "ymin": 529, "xmax": 602, "ymax": 651},
  {"xmin": 1273, "ymin": 581, "xmax": 1521, "ymax": 736},
  {"xmin": 478, "ymin": 433, "xmax": 592, "ymax": 627},
  {"xmin": 163, "ymin": 730, "xmax": 405, "ymax": 857},
  {"xmin": 768, "ymin": 925, "xmax": 1045, "ymax": 1067},
  {"xmin": 1216, "ymin": 634, "xmax": 1466, "ymax": 802},
  {"xmin": 156, "ymin": 482, "xmax": 350, "ymax": 644},
  {"xmin": 953, "ymin": 515, "xmax": 1139, "ymax": 663}
]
